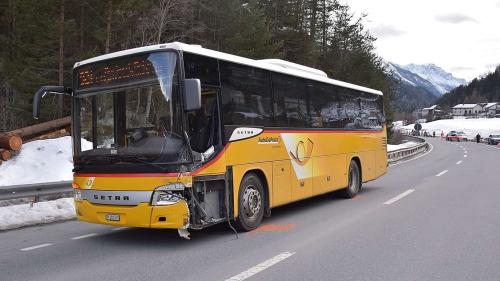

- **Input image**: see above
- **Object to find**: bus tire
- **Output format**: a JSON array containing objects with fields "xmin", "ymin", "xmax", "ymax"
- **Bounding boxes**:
[
  {"xmin": 340, "ymin": 160, "xmax": 361, "ymax": 199},
  {"xmin": 236, "ymin": 173, "xmax": 265, "ymax": 231}
]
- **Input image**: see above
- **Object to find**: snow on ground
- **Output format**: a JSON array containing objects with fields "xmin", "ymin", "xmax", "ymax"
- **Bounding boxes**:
[
  {"xmin": 387, "ymin": 141, "xmax": 418, "ymax": 152},
  {"xmin": 0, "ymin": 136, "xmax": 92, "ymax": 186},
  {"xmin": 392, "ymin": 120, "xmax": 405, "ymax": 128},
  {"xmin": 402, "ymin": 118, "xmax": 500, "ymax": 140},
  {"xmin": 0, "ymin": 198, "xmax": 75, "ymax": 230}
]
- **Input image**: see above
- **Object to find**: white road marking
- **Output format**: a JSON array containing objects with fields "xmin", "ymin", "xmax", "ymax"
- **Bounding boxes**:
[
  {"xmin": 20, "ymin": 243, "xmax": 53, "ymax": 251},
  {"xmin": 436, "ymin": 170, "xmax": 448, "ymax": 177},
  {"xmin": 71, "ymin": 233, "xmax": 98, "ymax": 240},
  {"xmin": 383, "ymin": 189, "xmax": 415, "ymax": 205},
  {"xmin": 456, "ymin": 161, "xmax": 462, "ymax": 165},
  {"xmin": 464, "ymin": 155, "xmax": 468, "ymax": 158},
  {"xmin": 225, "ymin": 252, "xmax": 295, "ymax": 281},
  {"xmin": 111, "ymin": 227, "xmax": 127, "ymax": 231}
]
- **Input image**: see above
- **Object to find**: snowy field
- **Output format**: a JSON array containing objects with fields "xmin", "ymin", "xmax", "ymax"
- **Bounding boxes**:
[
  {"xmin": 401, "ymin": 118, "xmax": 500, "ymax": 140},
  {"xmin": 0, "ymin": 198, "xmax": 75, "ymax": 230},
  {"xmin": 387, "ymin": 141, "xmax": 418, "ymax": 152},
  {"xmin": 0, "ymin": 137, "xmax": 88, "ymax": 230},
  {"xmin": 0, "ymin": 136, "xmax": 80, "ymax": 230},
  {"xmin": 0, "ymin": 136, "xmax": 91, "ymax": 186}
]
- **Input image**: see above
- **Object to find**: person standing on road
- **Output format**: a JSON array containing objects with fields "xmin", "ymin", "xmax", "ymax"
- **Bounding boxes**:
[
  {"xmin": 433, "ymin": 131, "xmax": 436, "ymax": 138},
  {"xmin": 476, "ymin": 133, "xmax": 481, "ymax": 143}
]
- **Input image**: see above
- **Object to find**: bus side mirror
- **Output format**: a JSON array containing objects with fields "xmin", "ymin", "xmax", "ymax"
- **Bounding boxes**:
[
  {"xmin": 33, "ymin": 86, "xmax": 72, "ymax": 119},
  {"xmin": 184, "ymin": 79, "xmax": 201, "ymax": 111}
]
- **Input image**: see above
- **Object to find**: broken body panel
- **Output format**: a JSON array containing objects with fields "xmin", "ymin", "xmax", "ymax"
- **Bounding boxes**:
[{"xmin": 33, "ymin": 42, "xmax": 388, "ymax": 236}]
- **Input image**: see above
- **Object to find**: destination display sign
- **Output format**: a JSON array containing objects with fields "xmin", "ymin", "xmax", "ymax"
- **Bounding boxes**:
[{"xmin": 77, "ymin": 55, "xmax": 157, "ymax": 90}]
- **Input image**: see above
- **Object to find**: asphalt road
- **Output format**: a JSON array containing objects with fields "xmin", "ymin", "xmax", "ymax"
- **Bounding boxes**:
[{"xmin": 1, "ymin": 138, "xmax": 499, "ymax": 281}]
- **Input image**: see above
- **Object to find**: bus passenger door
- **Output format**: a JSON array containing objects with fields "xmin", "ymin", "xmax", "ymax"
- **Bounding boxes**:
[
  {"xmin": 272, "ymin": 160, "xmax": 291, "ymax": 207},
  {"xmin": 187, "ymin": 88, "xmax": 220, "ymax": 154}
]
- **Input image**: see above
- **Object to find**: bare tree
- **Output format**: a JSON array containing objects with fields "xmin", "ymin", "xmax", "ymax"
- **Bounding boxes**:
[
  {"xmin": 132, "ymin": 0, "xmax": 187, "ymax": 46},
  {"xmin": 105, "ymin": 0, "xmax": 112, "ymax": 53},
  {"xmin": 58, "ymin": 0, "xmax": 65, "ymax": 117}
]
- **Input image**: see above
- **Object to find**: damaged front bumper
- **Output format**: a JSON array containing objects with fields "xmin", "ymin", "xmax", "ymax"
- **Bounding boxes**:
[
  {"xmin": 75, "ymin": 199, "xmax": 190, "ymax": 230},
  {"xmin": 72, "ymin": 172, "xmax": 230, "ymax": 239}
]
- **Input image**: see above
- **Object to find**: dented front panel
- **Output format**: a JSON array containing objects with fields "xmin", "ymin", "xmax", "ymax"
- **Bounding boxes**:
[{"xmin": 73, "ymin": 174, "xmax": 193, "ymax": 229}]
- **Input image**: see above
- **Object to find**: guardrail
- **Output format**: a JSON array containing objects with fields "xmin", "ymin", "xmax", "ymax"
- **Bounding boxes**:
[
  {"xmin": 387, "ymin": 136, "xmax": 429, "ymax": 163},
  {"xmin": 401, "ymin": 135, "xmax": 426, "ymax": 143},
  {"xmin": 0, "ymin": 181, "xmax": 72, "ymax": 201}
]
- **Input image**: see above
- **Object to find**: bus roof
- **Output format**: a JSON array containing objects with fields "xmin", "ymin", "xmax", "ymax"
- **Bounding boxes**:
[{"xmin": 74, "ymin": 42, "xmax": 383, "ymax": 96}]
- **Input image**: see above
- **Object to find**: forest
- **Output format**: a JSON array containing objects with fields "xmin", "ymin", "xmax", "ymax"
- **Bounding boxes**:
[
  {"xmin": 438, "ymin": 66, "xmax": 500, "ymax": 108},
  {"xmin": 0, "ymin": 0, "xmax": 394, "ymax": 131}
]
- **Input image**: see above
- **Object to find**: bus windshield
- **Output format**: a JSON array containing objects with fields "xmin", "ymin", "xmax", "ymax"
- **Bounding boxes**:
[{"xmin": 75, "ymin": 52, "xmax": 190, "ymax": 165}]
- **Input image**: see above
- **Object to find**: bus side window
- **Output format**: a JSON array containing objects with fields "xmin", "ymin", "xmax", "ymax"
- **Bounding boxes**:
[
  {"xmin": 183, "ymin": 53, "xmax": 220, "ymax": 87},
  {"xmin": 309, "ymin": 82, "xmax": 342, "ymax": 129},
  {"xmin": 220, "ymin": 62, "xmax": 273, "ymax": 127},
  {"xmin": 272, "ymin": 73, "xmax": 307, "ymax": 128}
]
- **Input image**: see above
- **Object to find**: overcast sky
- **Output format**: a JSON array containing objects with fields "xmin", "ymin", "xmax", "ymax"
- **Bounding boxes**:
[{"xmin": 345, "ymin": 0, "xmax": 500, "ymax": 81}]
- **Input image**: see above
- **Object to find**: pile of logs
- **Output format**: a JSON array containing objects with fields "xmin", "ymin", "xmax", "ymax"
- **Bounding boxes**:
[
  {"xmin": 0, "ymin": 116, "xmax": 71, "ymax": 166},
  {"xmin": 0, "ymin": 134, "xmax": 22, "ymax": 166}
]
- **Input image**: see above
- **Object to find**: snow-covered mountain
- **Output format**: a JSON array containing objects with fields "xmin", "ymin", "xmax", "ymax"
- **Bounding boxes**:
[
  {"xmin": 398, "ymin": 64, "xmax": 466, "ymax": 95},
  {"xmin": 385, "ymin": 62, "xmax": 466, "ymax": 113},
  {"xmin": 387, "ymin": 63, "xmax": 442, "ymax": 97}
]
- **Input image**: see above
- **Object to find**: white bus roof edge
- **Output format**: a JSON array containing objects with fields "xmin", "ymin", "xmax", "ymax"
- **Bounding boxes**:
[{"xmin": 74, "ymin": 42, "xmax": 383, "ymax": 96}]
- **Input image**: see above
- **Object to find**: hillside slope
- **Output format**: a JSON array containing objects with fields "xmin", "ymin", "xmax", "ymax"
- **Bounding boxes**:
[
  {"xmin": 388, "ymin": 63, "xmax": 438, "ymax": 113},
  {"xmin": 438, "ymin": 66, "xmax": 500, "ymax": 106},
  {"xmin": 401, "ymin": 64, "xmax": 466, "ymax": 95}
]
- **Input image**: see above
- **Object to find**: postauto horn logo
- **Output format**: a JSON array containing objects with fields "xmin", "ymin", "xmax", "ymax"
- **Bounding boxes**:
[{"xmin": 290, "ymin": 138, "xmax": 313, "ymax": 166}]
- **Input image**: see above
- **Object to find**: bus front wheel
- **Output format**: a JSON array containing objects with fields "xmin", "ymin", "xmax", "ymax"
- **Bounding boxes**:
[
  {"xmin": 340, "ymin": 160, "xmax": 361, "ymax": 198},
  {"xmin": 236, "ymin": 173, "xmax": 265, "ymax": 231}
]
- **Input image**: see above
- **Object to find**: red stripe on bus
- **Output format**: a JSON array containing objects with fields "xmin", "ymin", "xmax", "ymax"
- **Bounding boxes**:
[
  {"xmin": 74, "ymin": 172, "xmax": 181, "ymax": 178},
  {"xmin": 191, "ymin": 144, "xmax": 230, "ymax": 176}
]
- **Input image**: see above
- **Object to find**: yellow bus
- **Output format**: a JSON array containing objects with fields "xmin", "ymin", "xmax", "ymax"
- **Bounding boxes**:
[{"xmin": 33, "ymin": 42, "xmax": 387, "ymax": 237}]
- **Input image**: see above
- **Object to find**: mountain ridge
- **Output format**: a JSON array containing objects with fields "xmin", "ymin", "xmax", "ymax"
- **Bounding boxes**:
[
  {"xmin": 438, "ymin": 66, "xmax": 500, "ymax": 106},
  {"xmin": 401, "ymin": 63, "xmax": 466, "ymax": 95},
  {"xmin": 386, "ymin": 62, "xmax": 466, "ymax": 113}
]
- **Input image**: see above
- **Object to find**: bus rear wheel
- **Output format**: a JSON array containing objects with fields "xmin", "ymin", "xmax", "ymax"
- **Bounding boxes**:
[
  {"xmin": 340, "ymin": 160, "xmax": 361, "ymax": 198},
  {"xmin": 236, "ymin": 173, "xmax": 265, "ymax": 231}
]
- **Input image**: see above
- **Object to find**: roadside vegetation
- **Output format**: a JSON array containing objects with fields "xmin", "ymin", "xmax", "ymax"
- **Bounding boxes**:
[{"xmin": 0, "ymin": 0, "xmax": 394, "ymax": 131}]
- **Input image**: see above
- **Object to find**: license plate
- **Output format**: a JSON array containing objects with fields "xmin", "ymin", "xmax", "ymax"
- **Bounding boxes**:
[{"xmin": 105, "ymin": 214, "xmax": 120, "ymax": 221}]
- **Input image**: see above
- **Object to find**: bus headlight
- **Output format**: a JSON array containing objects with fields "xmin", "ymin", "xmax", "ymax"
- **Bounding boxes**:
[
  {"xmin": 73, "ymin": 189, "xmax": 82, "ymax": 201},
  {"xmin": 151, "ymin": 183, "xmax": 185, "ymax": 206}
]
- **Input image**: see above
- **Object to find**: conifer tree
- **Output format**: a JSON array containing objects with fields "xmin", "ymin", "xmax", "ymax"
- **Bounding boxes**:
[{"xmin": 0, "ymin": 0, "xmax": 396, "ymax": 130}]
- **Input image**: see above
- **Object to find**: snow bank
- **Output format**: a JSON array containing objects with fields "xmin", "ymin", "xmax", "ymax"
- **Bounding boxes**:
[
  {"xmin": 402, "ymin": 118, "xmax": 500, "ymax": 140},
  {"xmin": 0, "ymin": 198, "xmax": 75, "ymax": 230},
  {"xmin": 0, "ymin": 137, "xmax": 92, "ymax": 186},
  {"xmin": 387, "ymin": 141, "xmax": 418, "ymax": 152}
]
